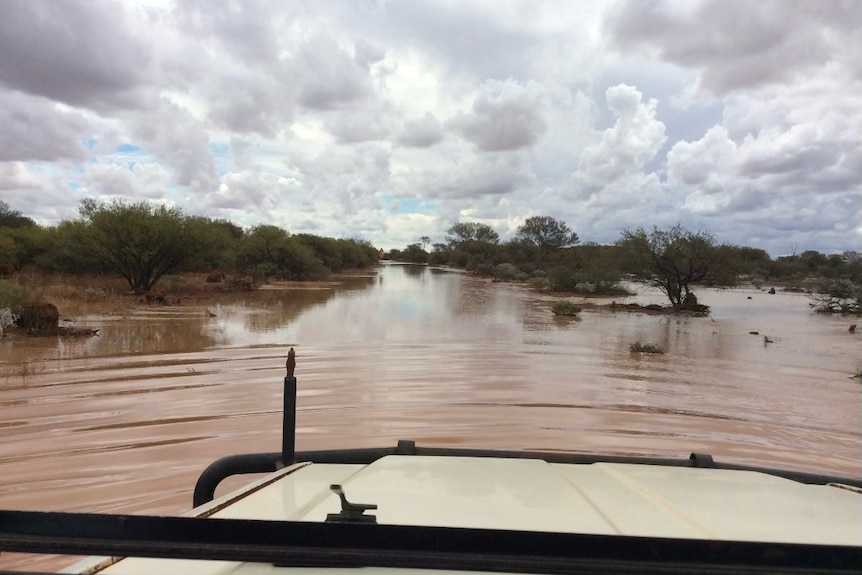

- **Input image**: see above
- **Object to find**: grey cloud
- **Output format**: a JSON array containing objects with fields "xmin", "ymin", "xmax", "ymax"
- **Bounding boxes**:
[
  {"xmin": 0, "ymin": 162, "xmax": 43, "ymax": 191},
  {"xmin": 207, "ymin": 68, "xmax": 294, "ymax": 136},
  {"xmin": 296, "ymin": 35, "xmax": 375, "ymax": 111},
  {"xmin": 126, "ymin": 98, "xmax": 219, "ymax": 193},
  {"xmin": 406, "ymin": 150, "xmax": 535, "ymax": 201},
  {"xmin": 449, "ymin": 80, "xmax": 547, "ymax": 152},
  {"xmin": 292, "ymin": 143, "xmax": 391, "ymax": 217},
  {"xmin": 0, "ymin": 164, "xmax": 77, "ymax": 224},
  {"xmin": 0, "ymin": 0, "xmax": 151, "ymax": 109},
  {"xmin": 378, "ymin": 0, "xmax": 541, "ymax": 81},
  {"xmin": 669, "ymin": 109, "xmax": 860, "ymax": 255},
  {"xmin": 171, "ymin": 0, "xmax": 283, "ymax": 64},
  {"xmin": 353, "ymin": 37, "xmax": 386, "ymax": 70},
  {"xmin": 668, "ymin": 85, "xmax": 862, "ymax": 204},
  {"xmin": 0, "ymin": 91, "xmax": 89, "ymax": 161},
  {"xmin": 327, "ymin": 104, "xmax": 397, "ymax": 144},
  {"xmin": 606, "ymin": 0, "xmax": 862, "ymax": 95},
  {"xmin": 207, "ymin": 171, "xmax": 300, "ymax": 212},
  {"xmin": 397, "ymin": 113, "xmax": 445, "ymax": 148},
  {"xmin": 80, "ymin": 163, "xmax": 169, "ymax": 201},
  {"xmin": 690, "ymin": 188, "xmax": 861, "ymax": 255}
]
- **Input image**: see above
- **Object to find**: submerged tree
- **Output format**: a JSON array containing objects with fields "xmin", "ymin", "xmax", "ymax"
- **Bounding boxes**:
[
  {"xmin": 809, "ymin": 279, "xmax": 861, "ymax": 314},
  {"xmin": 617, "ymin": 225, "xmax": 720, "ymax": 307}
]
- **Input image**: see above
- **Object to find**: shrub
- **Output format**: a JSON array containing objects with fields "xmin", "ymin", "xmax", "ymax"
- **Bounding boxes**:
[
  {"xmin": 494, "ymin": 263, "xmax": 520, "ymax": 280},
  {"xmin": 551, "ymin": 300, "xmax": 582, "ymax": 316},
  {"xmin": 809, "ymin": 279, "xmax": 861, "ymax": 314},
  {"xmin": 0, "ymin": 280, "xmax": 27, "ymax": 311},
  {"xmin": 629, "ymin": 342, "xmax": 664, "ymax": 353}
]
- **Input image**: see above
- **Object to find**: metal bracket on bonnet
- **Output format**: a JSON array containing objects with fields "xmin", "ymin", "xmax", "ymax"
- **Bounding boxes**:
[{"xmin": 326, "ymin": 484, "xmax": 377, "ymax": 524}]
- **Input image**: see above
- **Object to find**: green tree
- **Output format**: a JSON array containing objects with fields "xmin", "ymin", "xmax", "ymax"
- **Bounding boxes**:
[
  {"xmin": 295, "ymin": 234, "xmax": 343, "ymax": 271},
  {"xmin": 514, "ymin": 216, "xmax": 578, "ymax": 263},
  {"xmin": 445, "ymin": 222, "xmax": 500, "ymax": 245},
  {"xmin": 335, "ymin": 238, "xmax": 378, "ymax": 269},
  {"xmin": 237, "ymin": 225, "xmax": 325, "ymax": 280},
  {"xmin": 182, "ymin": 216, "xmax": 244, "ymax": 272},
  {"xmin": 843, "ymin": 251, "xmax": 862, "ymax": 282},
  {"xmin": 0, "ymin": 233, "xmax": 19, "ymax": 275},
  {"xmin": 617, "ymin": 224, "xmax": 719, "ymax": 307},
  {"xmin": 72, "ymin": 198, "xmax": 191, "ymax": 292},
  {"xmin": 0, "ymin": 201, "xmax": 36, "ymax": 229},
  {"xmin": 400, "ymin": 243, "xmax": 429, "ymax": 263}
]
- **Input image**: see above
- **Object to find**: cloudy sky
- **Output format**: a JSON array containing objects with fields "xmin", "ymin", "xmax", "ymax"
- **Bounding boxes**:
[{"xmin": 1, "ymin": 0, "xmax": 859, "ymax": 254}]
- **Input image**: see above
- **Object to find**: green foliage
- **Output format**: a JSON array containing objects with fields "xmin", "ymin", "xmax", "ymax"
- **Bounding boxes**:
[
  {"xmin": 494, "ymin": 263, "xmax": 523, "ymax": 280},
  {"xmin": 6, "ymin": 198, "xmax": 862, "ymax": 303},
  {"xmin": 36, "ymin": 220, "xmax": 105, "ymax": 275},
  {"xmin": 0, "ymin": 201, "xmax": 36, "ymax": 229},
  {"xmin": 617, "ymin": 225, "xmax": 719, "ymax": 306},
  {"xmin": 237, "ymin": 225, "xmax": 325, "ymax": 280},
  {"xmin": 515, "ymin": 216, "xmax": 579, "ymax": 262},
  {"xmin": 551, "ymin": 300, "xmax": 581, "ymax": 315},
  {"xmin": 399, "ymin": 243, "xmax": 429, "ymax": 264},
  {"xmin": 0, "ymin": 225, "xmax": 50, "ymax": 274},
  {"xmin": 296, "ymin": 234, "xmax": 343, "ymax": 271},
  {"xmin": 181, "ymin": 216, "xmax": 244, "ymax": 272},
  {"xmin": 336, "ymin": 238, "xmax": 379, "ymax": 269},
  {"xmin": 544, "ymin": 244, "xmax": 625, "ymax": 294},
  {"xmin": 0, "ymin": 280, "xmax": 27, "ymax": 310},
  {"xmin": 71, "ymin": 199, "xmax": 190, "ymax": 292},
  {"xmin": 235, "ymin": 227, "xmax": 379, "ymax": 280},
  {"xmin": 765, "ymin": 250, "xmax": 861, "ymax": 284},
  {"xmin": 445, "ymin": 222, "xmax": 499, "ymax": 245},
  {"xmin": 0, "ymin": 234, "xmax": 18, "ymax": 275},
  {"xmin": 427, "ymin": 245, "xmax": 450, "ymax": 266},
  {"xmin": 715, "ymin": 245, "xmax": 770, "ymax": 281}
]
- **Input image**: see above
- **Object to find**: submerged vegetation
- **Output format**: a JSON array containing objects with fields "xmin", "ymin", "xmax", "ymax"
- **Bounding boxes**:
[
  {"xmin": 808, "ymin": 279, "xmax": 861, "ymax": 315},
  {"xmin": 389, "ymin": 216, "xmax": 861, "ymax": 311},
  {"xmin": 629, "ymin": 342, "xmax": 665, "ymax": 354},
  {"xmin": 551, "ymin": 300, "xmax": 582, "ymax": 316}
]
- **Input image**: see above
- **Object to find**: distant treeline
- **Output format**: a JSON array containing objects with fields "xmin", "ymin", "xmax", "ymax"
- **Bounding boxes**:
[
  {"xmin": 2, "ymin": 201, "xmax": 859, "ymax": 311},
  {"xmin": 388, "ymin": 218, "xmax": 861, "ymax": 309},
  {"xmin": 0, "ymin": 200, "xmax": 379, "ymax": 292}
]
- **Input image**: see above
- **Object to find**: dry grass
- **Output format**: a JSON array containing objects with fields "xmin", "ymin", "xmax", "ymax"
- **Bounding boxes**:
[
  {"xmin": 7, "ymin": 272, "xmax": 134, "ymax": 316},
  {"xmin": 3, "ymin": 272, "xmax": 232, "ymax": 317}
]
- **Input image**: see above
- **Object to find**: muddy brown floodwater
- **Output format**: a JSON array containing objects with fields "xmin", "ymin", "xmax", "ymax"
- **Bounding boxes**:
[{"xmin": 2, "ymin": 263, "xmax": 860, "ymax": 571}]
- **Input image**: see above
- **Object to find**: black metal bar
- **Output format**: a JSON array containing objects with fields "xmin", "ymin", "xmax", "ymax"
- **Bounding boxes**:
[
  {"xmin": 191, "ymin": 453, "xmax": 279, "ymax": 507},
  {"xmin": 1, "ymin": 510, "xmax": 860, "ymax": 575},
  {"xmin": 282, "ymin": 375, "xmax": 296, "ymax": 467},
  {"xmin": 193, "ymin": 443, "xmax": 862, "ymax": 507}
]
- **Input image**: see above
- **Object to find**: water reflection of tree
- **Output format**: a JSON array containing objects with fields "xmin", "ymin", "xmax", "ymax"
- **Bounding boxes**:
[
  {"xmin": 240, "ymin": 289, "xmax": 335, "ymax": 332},
  {"xmin": 92, "ymin": 317, "xmax": 219, "ymax": 356},
  {"xmin": 401, "ymin": 264, "xmax": 427, "ymax": 278}
]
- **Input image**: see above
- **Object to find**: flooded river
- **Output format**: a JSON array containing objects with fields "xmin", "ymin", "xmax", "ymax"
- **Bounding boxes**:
[{"xmin": 1, "ymin": 263, "xmax": 860, "ymax": 570}]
